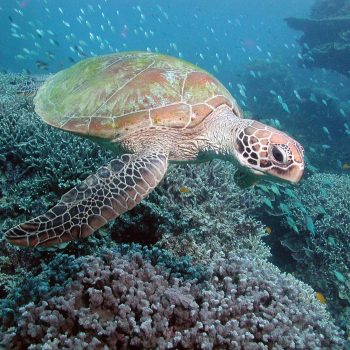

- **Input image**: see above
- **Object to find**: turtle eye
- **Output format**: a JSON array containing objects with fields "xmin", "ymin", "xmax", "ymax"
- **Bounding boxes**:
[{"xmin": 271, "ymin": 145, "xmax": 287, "ymax": 164}]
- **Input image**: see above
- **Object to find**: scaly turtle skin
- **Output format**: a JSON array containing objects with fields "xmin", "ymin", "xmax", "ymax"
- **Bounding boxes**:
[{"xmin": 5, "ymin": 52, "xmax": 305, "ymax": 247}]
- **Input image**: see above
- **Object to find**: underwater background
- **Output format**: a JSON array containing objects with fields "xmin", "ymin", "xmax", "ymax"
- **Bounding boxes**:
[{"xmin": 0, "ymin": 0, "xmax": 349, "ymax": 348}]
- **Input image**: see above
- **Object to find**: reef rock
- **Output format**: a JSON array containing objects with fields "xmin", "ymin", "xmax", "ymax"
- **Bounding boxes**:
[{"xmin": 285, "ymin": 0, "xmax": 350, "ymax": 75}]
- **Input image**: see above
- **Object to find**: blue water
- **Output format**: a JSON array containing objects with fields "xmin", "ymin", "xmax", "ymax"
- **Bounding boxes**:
[
  {"xmin": 1, "ymin": 0, "xmax": 350, "ymax": 348},
  {"xmin": 0, "ymin": 1, "xmax": 314, "ymax": 82}
]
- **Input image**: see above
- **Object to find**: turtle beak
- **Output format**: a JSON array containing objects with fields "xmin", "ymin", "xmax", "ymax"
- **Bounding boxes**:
[{"xmin": 280, "ymin": 163, "xmax": 304, "ymax": 184}]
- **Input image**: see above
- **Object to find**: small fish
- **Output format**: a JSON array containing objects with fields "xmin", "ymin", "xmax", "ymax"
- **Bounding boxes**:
[
  {"xmin": 315, "ymin": 292, "xmax": 326, "ymax": 304},
  {"xmin": 238, "ymin": 88, "xmax": 246, "ymax": 98},
  {"xmin": 49, "ymin": 38, "xmax": 60, "ymax": 46},
  {"xmin": 36, "ymin": 60, "xmax": 49, "ymax": 70},
  {"xmin": 36, "ymin": 29, "xmax": 44, "ymax": 38},
  {"xmin": 74, "ymin": 45, "xmax": 88, "ymax": 57},
  {"xmin": 327, "ymin": 236, "xmax": 336, "ymax": 245},
  {"xmin": 284, "ymin": 188, "xmax": 297, "ymax": 199},
  {"xmin": 309, "ymin": 93, "xmax": 318, "ymax": 103},
  {"xmin": 281, "ymin": 102, "xmax": 290, "ymax": 113},
  {"xmin": 293, "ymin": 90, "xmax": 302, "ymax": 101},
  {"xmin": 265, "ymin": 226, "xmax": 272, "ymax": 234},
  {"xmin": 279, "ymin": 203, "xmax": 291, "ymax": 214},
  {"xmin": 287, "ymin": 216, "xmax": 299, "ymax": 234},
  {"xmin": 322, "ymin": 126, "xmax": 330, "ymax": 135},
  {"xmin": 294, "ymin": 201, "xmax": 307, "ymax": 214},
  {"xmin": 305, "ymin": 216, "xmax": 315, "ymax": 235},
  {"xmin": 334, "ymin": 270, "xmax": 346, "ymax": 283},
  {"xmin": 263, "ymin": 198, "xmax": 273, "ymax": 209},
  {"xmin": 342, "ymin": 163, "xmax": 350, "ymax": 170},
  {"xmin": 179, "ymin": 186, "xmax": 190, "ymax": 194},
  {"xmin": 270, "ymin": 184, "xmax": 281, "ymax": 196}
]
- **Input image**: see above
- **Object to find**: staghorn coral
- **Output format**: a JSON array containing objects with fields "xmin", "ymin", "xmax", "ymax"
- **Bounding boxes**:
[{"xmin": 0, "ymin": 245, "xmax": 345, "ymax": 349}]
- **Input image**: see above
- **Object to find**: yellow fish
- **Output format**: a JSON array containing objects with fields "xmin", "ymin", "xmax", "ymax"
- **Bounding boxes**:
[
  {"xmin": 179, "ymin": 186, "xmax": 191, "ymax": 194},
  {"xmin": 342, "ymin": 163, "xmax": 350, "ymax": 170},
  {"xmin": 265, "ymin": 226, "xmax": 272, "ymax": 234},
  {"xmin": 315, "ymin": 292, "xmax": 326, "ymax": 304}
]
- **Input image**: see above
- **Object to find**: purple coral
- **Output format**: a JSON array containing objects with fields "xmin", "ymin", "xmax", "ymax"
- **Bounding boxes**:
[{"xmin": 1, "ymin": 248, "xmax": 344, "ymax": 349}]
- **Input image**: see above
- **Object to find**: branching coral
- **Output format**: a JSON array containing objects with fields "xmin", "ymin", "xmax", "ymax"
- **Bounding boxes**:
[
  {"xmin": 0, "ymin": 245, "xmax": 344, "ymax": 349},
  {"xmin": 0, "ymin": 73, "xmax": 113, "ymax": 226},
  {"xmin": 276, "ymin": 173, "xmax": 350, "ymax": 334},
  {"xmin": 148, "ymin": 161, "xmax": 270, "ymax": 262}
]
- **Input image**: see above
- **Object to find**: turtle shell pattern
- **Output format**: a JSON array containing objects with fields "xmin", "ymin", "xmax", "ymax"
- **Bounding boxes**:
[{"xmin": 34, "ymin": 52, "xmax": 242, "ymax": 140}]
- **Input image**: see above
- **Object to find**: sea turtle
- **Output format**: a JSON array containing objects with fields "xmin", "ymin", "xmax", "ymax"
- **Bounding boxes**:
[{"xmin": 5, "ymin": 52, "xmax": 304, "ymax": 247}]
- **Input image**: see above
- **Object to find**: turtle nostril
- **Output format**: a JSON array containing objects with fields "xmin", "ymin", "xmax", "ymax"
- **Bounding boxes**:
[{"xmin": 272, "ymin": 146, "xmax": 284, "ymax": 163}]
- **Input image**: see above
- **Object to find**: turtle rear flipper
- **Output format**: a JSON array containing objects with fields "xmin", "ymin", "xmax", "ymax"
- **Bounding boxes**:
[{"xmin": 5, "ymin": 151, "xmax": 168, "ymax": 247}]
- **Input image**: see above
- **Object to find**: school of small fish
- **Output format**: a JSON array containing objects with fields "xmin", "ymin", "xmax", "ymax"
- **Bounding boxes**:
[{"xmin": 2, "ymin": 0, "xmax": 350, "ymax": 166}]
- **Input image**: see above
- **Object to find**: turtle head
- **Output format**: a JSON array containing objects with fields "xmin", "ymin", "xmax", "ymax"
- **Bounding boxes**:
[{"xmin": 234, "ymin": 120, "xmax": 304, "ymax": 184}]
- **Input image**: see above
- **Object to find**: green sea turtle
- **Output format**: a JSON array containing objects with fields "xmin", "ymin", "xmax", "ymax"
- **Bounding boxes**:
[{"xmin": 5, "ymin": 51, "xmax": 304, "ymax": 247}]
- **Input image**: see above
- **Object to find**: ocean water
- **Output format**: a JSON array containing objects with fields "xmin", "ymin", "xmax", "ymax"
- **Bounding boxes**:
[{"xmin": 0, "ymin": 0, "xmax": 349, "ymax": 349}]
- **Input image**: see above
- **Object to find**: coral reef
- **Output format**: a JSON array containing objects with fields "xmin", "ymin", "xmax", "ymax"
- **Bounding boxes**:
[
  {"xmin": 285, "ymin": 0, "xmax": 350, "ymax": 76},
  {"xmin": 311, "ymin": 0, "xmax": 350, "ymax": 19},
  {"xmin": 0, "ymin": 245, "xmax": 345, "ymax": 349},
  {"xmin": 148, "ymin": 161, "xmax": 270, "ymax": 263},
  {"xmin": 265, "ymin": 173, "xmax": 350, "ymax": 336}
]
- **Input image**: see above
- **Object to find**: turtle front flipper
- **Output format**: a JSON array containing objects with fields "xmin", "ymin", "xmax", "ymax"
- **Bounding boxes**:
[{"xmin": 5, "ymin": 152, "xmax": 168, "ymax": 247}]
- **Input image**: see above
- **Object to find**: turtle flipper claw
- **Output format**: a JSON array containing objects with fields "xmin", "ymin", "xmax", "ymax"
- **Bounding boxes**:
[{"xmin": 5, "ymin": 152, "xmax": 168, "ymax": 247}]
